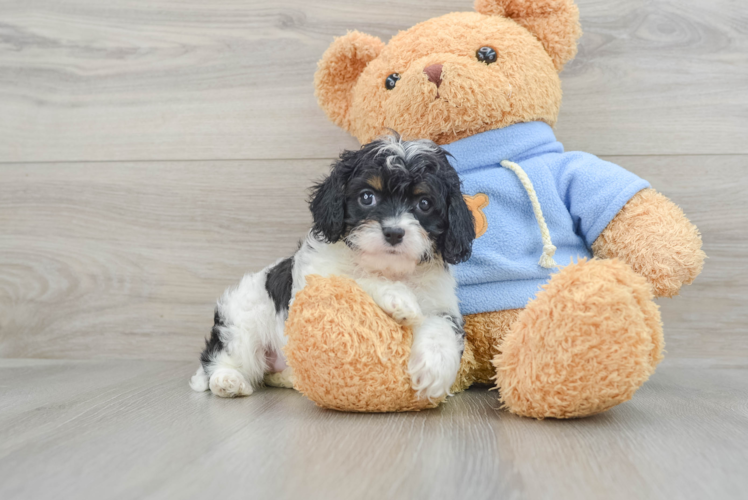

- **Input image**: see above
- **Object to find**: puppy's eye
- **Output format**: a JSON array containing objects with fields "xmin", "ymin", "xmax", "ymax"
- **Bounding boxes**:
[
  {"xmin": 384, "ymin": 73, "xmax": 401, "ymax": 90},
  {"xmin": 359, "ymin": 190, "xmax": 377, "ymax": 207},
  {"xmin": 476, "ymin": 46, "xmax": 497, "ymax": 64},
  {"xmin": 417, "ymin": 198, "xmax": 432, "ymax": 212}
]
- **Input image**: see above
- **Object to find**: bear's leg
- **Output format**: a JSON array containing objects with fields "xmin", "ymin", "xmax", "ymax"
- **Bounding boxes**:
[
  {"xmin": 494, "ymin": 259, "xmax": 663, "ymax": 419},
  {"xmin": 284, "ymin": 275, "xmax": 443, "ymax": 412},
  {"xmin": 451, "ymin": 309, "xmax": 521, "ymax": 393}
]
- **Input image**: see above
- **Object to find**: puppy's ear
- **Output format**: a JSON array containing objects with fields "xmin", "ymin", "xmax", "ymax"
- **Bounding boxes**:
[
  {"xmin": 474, "ymin": 0, "xmax": 581, "ymax": 71},
  {"xmin": 314, "ymin": 31, "xmax": 385, "ymax": 132},
  {"xmin": 441, "ymin": 180, "xmax": 476, "ymax": 265},
  {"xmin": 309, "ymin": 163, "xmax": 348, "ymax": 243}
]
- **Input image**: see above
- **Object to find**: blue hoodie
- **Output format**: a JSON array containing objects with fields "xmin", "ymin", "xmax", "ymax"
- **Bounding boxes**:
[{"xmin": 441, "ymin": 121, "xmax": 650, "ymax": 315}]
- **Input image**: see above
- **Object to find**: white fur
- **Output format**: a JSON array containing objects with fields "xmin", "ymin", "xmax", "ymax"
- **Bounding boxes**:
[
  {"xmin": 409, "ymin": 316, "xmax": 463, "ymax": 399},
  {"xmin": 189, "ymin": 365, "xmax": 209, "ymax": 392},
  {"xmin": 191, "ymin": 230, "xmax": 463, "ymax": 400},
  {"xmin": 377, "ymin": 134, "xmax": 440, "ymax": 169},
  {"xmin": 209, "ymin": 367, "xmax": 253, "ymax": 398},
  {"xmin": 264, "ymin": 368, "xmax": 295, "ymax": 388},
  {"xmin": 357, "ymin": 279, "xmax": 423, "ymax": 326},
  {"xmin": 347, "ymin": 213, "xmax": 431, "ymax": 279}
]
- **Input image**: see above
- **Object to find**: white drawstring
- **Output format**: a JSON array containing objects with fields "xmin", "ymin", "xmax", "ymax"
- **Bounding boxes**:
[{"xmin": 500, "ymin": 160, "xmax": 558, "ymax": 269}]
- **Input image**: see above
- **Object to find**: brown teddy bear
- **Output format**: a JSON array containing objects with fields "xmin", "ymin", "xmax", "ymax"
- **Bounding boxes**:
[{"xmin": 283, "ymin": 0, "xmax": 705, "ymax": 418}]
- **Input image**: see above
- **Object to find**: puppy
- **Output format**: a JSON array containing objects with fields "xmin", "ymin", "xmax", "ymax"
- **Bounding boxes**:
[{"xmin": 189, "ymin": 134, "xmax": 476, "ymax": 399}]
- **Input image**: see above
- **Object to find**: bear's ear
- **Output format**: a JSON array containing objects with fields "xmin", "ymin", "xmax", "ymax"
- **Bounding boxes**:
[
  {"xmin": 314, "ymin": 31, "xmax": 385, "ymax": 131},
  {"xmin": 475, "ymin": 0, "xmax": 581, "ymax": 71}
]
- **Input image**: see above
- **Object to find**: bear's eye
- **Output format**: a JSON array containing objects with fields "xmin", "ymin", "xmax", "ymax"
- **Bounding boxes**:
[
  {"xmin": 476, "ymin": 46, "xmax": 497, "ymax": 64},
  {"xmin": 384, "ymin": 73, "xmax": 401, "ymax": 90}
]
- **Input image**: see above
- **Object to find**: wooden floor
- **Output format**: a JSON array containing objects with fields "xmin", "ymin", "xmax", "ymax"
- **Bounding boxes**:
[
  {"xmin": 1, "ymin": 358, "xmax": 746, "ymax": 500},
  {"xmin": 1, "ymin": 0, "xmax": 747, "ymax": 498}
]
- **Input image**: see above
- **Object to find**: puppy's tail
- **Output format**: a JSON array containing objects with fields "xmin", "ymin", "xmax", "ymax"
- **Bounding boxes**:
[{"xmin": 189, "ymin": 365, "xmax": 210, "ymax": 392}]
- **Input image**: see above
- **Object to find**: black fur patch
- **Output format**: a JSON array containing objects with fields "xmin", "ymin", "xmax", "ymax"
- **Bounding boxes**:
[
  {"xmin": 308, "ymin": 134, "xmax": 475, "ymax": 264},
  {"xmin": 265, "ymin": 257, "xmax": 294, "ymax": 314},
  {"xmin": 441, "ymin": 313, "xmax": 466, "ymax": 357},
  {"xmin": 441, "ymin": 313, "xmax": 465, "ymax": 339},
  {"xmin": 200, "ymin": 308, "xmax": 226, "ymax": 368}
]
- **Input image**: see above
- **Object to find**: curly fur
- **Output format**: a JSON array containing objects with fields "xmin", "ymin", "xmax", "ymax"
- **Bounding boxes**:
[
  {"xmin": 191, "ymin": 136, "xmax": 473, "ymax": 400},
  {"xmin": 474, "ymin": 0, "xmax": 581, "ymax": 71},
  {"xmin": 294, "ymin": 0, "xmax": 704, "ymax": 417},
  {"xmin": 592, "ymin": 188, "xmax": 706, "ymax": 298},
  {"xmin": 451, "ymin": 309, "xmax": 521, "ymax": 392},
  {"xmin": 315, "ymin": 5, "xmax": 577, "ymax": 145},
  {"xmin": 494, "ymin": 259, "xmax": 664, "ymax": 419},
  {"xmin": 285, "ymin": 275, "xmax": 442, "ymax": 412},
  {"xmin": 314, "ymin": 31, "xmax": 385, "ymax": 131}
]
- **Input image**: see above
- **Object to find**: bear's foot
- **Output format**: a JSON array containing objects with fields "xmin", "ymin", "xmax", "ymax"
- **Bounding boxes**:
[{"xmin": 495, "ymin": 259, "xmax": 663, "ymax": 419}]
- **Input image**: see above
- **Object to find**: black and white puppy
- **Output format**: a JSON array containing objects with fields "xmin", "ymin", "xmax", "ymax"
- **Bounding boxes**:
[{"xmin": 190, "ymin": 134, "xmax": 475, "ymax": 400}]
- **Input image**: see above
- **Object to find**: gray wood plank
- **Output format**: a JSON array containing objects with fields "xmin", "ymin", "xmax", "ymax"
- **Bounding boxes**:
[
  {"xmin": 609, "ymin": 155, "xmax": 748, "ymax": 359},
  {"xmin": 0, "ymin": 0, "xmax": 746, "ymax": 163},
  {"xmin": 0, "ymin": 159, "xmax": 330, "ymax": 359},
  {"xmin": 556, "ymin": 0, "xmax": 748, "ymax": 156},
  {"xmin": 1, "ymin": 155, "xmax": 745, "ymax": 361},
  {"xmin": 0, "ymin": 358, "xmax": 745, "ymax": 500}
]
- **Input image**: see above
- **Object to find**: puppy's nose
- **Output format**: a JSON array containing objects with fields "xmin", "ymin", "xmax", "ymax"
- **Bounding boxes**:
[
  {"xmin": 382, "ymin": 226, "xmax": 405, "ymax": 246},
  {"xmin": 423, "ymin": 64, "xmax": 443, "ymax": 88}
]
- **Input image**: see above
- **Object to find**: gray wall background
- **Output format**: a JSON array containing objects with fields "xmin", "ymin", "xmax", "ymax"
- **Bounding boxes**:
[{"xmin": 1, "ymin": 0, "xmax": 746, "ymax": 362}]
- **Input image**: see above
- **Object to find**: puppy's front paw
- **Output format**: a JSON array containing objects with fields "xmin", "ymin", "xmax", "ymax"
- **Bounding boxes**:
[
  {"xmin": 209, "ymin": 368, "xmax": 253, "ymax": 398},
  {"xmin": 379, "ymin": 288, "xmax": 423, "ymax": 326},
  {"xmin": 408, "ymin": 321, "xmax": 462, "ymax": 399}
]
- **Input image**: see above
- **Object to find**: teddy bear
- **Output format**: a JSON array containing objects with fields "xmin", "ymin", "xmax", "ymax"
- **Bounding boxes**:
[{"xmin": 282, "ymin": 0, "xmax": 705, "ymax": 418}]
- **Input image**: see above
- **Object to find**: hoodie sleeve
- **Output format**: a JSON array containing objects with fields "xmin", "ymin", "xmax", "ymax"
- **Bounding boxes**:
[{"xmin": 550, "ymin": 152, "xmax": 651, "ymax": 249}]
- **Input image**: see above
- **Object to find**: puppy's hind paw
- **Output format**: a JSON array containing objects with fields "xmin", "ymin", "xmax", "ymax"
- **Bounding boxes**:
[
  {"xmin": 189, "ymin": 365, "xmax": 209, "ymax": 392},
  {"xmin": 264, "ymin": 367, "xmax": 295, "ymax": 389},
  {"xmin": 209, "ymin": 368, "xmax": 253, "ymax": 398}
]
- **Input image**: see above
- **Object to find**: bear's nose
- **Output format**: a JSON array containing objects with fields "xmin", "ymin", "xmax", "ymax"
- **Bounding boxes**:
[{"xmin": 423, "ymin": 64, "xmax": 443, "ymax": 88}]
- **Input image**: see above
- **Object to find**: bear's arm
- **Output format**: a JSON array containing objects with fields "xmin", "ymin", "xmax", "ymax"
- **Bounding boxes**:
[{"xmin": 591, "ymin": 188, "xmax": 705, "ymax": 298}]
